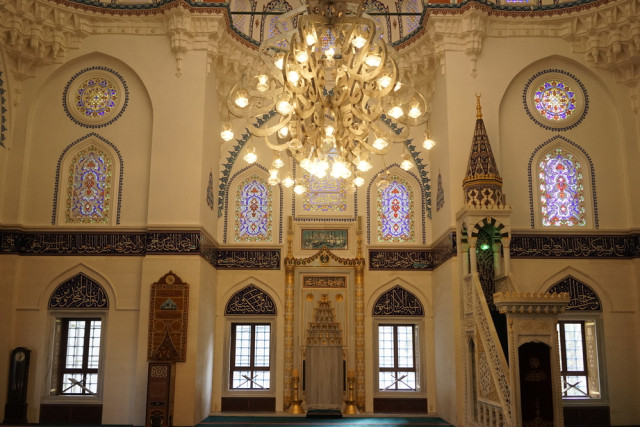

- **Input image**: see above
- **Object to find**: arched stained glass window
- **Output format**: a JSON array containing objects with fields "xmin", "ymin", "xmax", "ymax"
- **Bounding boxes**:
[
  {"xmin": 66, "ymin": 145, "xmax": 112, "ymax": 223},
  {"xmin": 377, "ymin": 176, "xmax": 414, "ymax": 242},
  {"xmin": 235, "ymin": 175, "xmax": 272, "ymax": 241},
  {"xmin": 539, "ymin": 148, "xmax": 585, "ymax": 227}
]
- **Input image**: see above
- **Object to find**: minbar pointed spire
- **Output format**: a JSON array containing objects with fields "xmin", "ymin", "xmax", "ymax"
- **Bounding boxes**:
[{"xmin": 462, "ymin": 95, "xmax": 506, "ymax": 209}]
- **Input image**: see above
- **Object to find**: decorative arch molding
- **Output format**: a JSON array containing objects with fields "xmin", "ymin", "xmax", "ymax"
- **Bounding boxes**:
[
  {"xmin": 536, "ymin": 266, "xmax": 611, "ymax": 312},
  {"xmin": 225, "ymin": 283, "xmax": 277, "ymax": 315},
  {"xmin": 470, "ymin": 217, "xmax": 509, "ymax": 240},
  {"xmin": 527, "ymin": 135, "xmax": 598, "ymax": 229},
  {"xmin": 223, "ymin": 163, "xmax": 283, "ymax": 244},
  {"xmin": 51, "ymin": 133, "xmax": 124, "ymax": 225},
  {"xmin": 367, "ymin": 279, "xmax": 431, "ymax": 317},
  {"xmin": 0, "ymin": 65, "xmax": 7, "ymax": 148},
  {"xmin": 48, "ymin": 272, "xmax": 109, "ymax": 310},
  {"xmin": 366, "ymin": 163, "xmax": 426, "ymax": 245}
]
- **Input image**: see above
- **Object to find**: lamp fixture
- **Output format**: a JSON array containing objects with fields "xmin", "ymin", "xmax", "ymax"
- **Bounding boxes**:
[{"xmin": 221, "ymin": 0, "xmax": 434, "ymax": 189}]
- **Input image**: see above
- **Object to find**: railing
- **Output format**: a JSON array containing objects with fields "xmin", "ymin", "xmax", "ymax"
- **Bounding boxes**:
[
  {"xmin": 477, "ymin": 400, "xmax": 506, "ymax": 427},
  {"xmin": 465, "ymin": 272, "xmax": 513, "ymax": 426}
]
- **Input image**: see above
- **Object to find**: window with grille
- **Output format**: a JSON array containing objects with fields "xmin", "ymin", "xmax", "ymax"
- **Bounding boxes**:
[
  {"xmin": 230, "ymin": 323, "xmax": 271, "ymax": 390},
  {"xmin": 557, "ymin": 320, "xmax": 600, "ymax": 398},
  {"xmin": 378, "ymin": 324, "xmax": 417, "ymax": 391},
  {"xmin": 54, "ymin": 318, "xmax": 103, "ymax": 395}
]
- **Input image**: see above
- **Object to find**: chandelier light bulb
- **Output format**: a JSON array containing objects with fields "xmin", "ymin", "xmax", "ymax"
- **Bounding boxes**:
[
  {"xmin": 287, "ymin": 70, "xmax": 300, "ymax": 84},
  {"xmin": 278, "ymin": 126, "xmax": 289, "ymax": 138},
  {"xmin": 305, "ymin": 33, "xmax": 317, "ymax": 46},
  {"xmin": 256, "ymin": 74, "xmax": 269, "ymax": 92},
  {"xmin": 282, "ymin": 175, "xmax": 295, "ymax": 188},
  {"xmin": 388, "ymin": 105, "xmax": 404, "ymax": 119},
  {"xmin": 295, "ymin": 50, "xmax": 308, "ymax": 63},
  {"xmin": 365, "ymin": 54, "xmax": 382, "ymax": 67},
  {"xmin": 274, "ymin": 56, "xmax": 284, "ymax": 70},
  {"xmin": 372, "ymin": 137, "xmax": 388, "ymax": 150},
  {"xmin": 318, "ymin": 159, "xmax": 329, "ymax": 172},
  {"xmin": 234, "ymin": 90, "xmax": 249, "ymax": 108},
  {"xmin": 268, "ymin": 168, "xmax": 279, "ymax": 185},
  {"xmin": 315, "ymin": 168, "xmax": 327, "ymax": 178},
  {"xmin": 243, "ymin": 146, "xmax": 257, "ymax": 164},
  {"xmin": 300, "ymin": 157, "xmax": 312, "ymax": 171},
  {"xmin": 325, "ymin": 47, "xmax": 335, "ymax": 59},
  {"xmin": 354, "ymin": 174, "xmax": 365, "ymax": 187},
  {"xmin": 408, "ymin": 104, "xmax": 422, "ymax": 119},
  {"xmin": 423, "ymin": 135, "xmax": 436, "ymax": 150},
  {"xmin": 272, "ymin": 154, "xmax": 285, "ymax": 169},
  {"xmin": 277, "ymin": 98, "xmax": 294, "ymax": 115},
  {"xmin": 352, "ymin": 34, "xmax": 367, "ymax": 49},
  {"xmin": 325, "ymin": 125, "xmax": 335, "ymax": 137},
  {"xmin": 378, "ymin": 75, "xmax": 392, "ymax": 89},
  {"xmin": 220, "ymin": 121, "xmax": 234, "ymax": 141},
  {"xmin": 400, "ymin": 153, "xmax": 413, "ymax": 171},
  {"xmin": 294, "ymin": 183, "xmax": 306, "ymax": 194},
  {"xmin": 356, "ymin": 157, "xmax": 373, "ymax": 172},
  {"xmin": 394, "ymin": 82, "xmax": 403, "ymax": 91}
]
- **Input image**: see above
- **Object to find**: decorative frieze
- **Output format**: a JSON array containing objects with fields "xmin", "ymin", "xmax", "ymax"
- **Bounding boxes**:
[
  {"xmin": 510, "ymin": 233, "xmax": 638, "ymax": 258},
  {"xmin": 494, "ymin": 291, "xmax": 571, "ymax": 315}
]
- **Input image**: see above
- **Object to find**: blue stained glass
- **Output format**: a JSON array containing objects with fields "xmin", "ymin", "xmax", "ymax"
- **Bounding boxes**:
[
  {"xmin": 68, "ymin": 147, "xmax": 111, "ymax": 223},
  {"xmin": 236, "ymin": 176, "xmax": 272, "ymax": 241},
  {"xmin": 378, "ymin": 177, "xmax": 414, "ymax": 242},
  {"xmin": 539, "ymin": 148, "xmax": 585, "ymax": 227}
]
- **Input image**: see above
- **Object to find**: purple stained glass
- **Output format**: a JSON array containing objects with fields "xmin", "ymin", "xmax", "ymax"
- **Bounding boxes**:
[
  {"xmin": 539, "ymin": 149, "xmax": 585, "ymax": 227},
  {"xmin": 68, "ymin": 147, "xmax": 111, "ymax": 223},
  {"xmin": 534, "ymin": 80, "xmax": 577, "ymax": 121},
  {"xmin": 236, "ymin": 176, "xmax": 272, "ymax": 241},
  {"xmin": 378, "ymin": 178, "xmax": 414, "ymax": 242}
]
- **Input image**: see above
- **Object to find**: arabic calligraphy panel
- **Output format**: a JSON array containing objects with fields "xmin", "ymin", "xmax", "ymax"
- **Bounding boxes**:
[
  {"xmin": 547, "ymin": 276, "xmax": 601, "ymax": 311},
  {"xmin": 373, "ymin": 285, "xmax": 424, "ymax": 316},
  {"xmin": 49, "ymin": 273, "xmax": 109, "ymax": 309},
  {"xmin": 225, "ymin": 284, "xmax": 277, "ymax": 315},
  {"xmin": 301, "ymin": 229, "xmax": 348, "ymax": 250},
  {"xmin": 303, "ymin": 276, "xmax": 347, "ymax": 288}
]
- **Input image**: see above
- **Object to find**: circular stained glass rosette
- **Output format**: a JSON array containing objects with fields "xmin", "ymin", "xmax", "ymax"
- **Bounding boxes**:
[
  {"xmin": 524, "ymin": 70, "xmax": 587, "ymax": 131},
  {"xmin": 534, "ymin": 80, "xmax": 576, "ymax": 121},
  {"xmin": 64, "ymin": 67, "xmax": 128, "ymax": 128}
]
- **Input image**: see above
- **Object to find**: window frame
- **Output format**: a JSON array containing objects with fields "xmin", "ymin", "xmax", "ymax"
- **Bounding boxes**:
[
  {"xmin": 47, "ymin": 313, "xmax": 107, "ymax": 401},
  {"xmin": 556, "ymin": 314, "xmax": 606, "ymax": 403},
  {"xmin": 374, "ymin": 320, "xmax": 425, "ymax": 396},
  {"xmin": 226, "ymin": 321, "xmax": 275, "ymax": 394}
]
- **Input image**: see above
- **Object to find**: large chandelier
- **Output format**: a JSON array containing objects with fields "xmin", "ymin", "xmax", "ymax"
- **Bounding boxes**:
[{"xmin": 221, "ymin": 0, "xmax": 435, "ymax": 192}]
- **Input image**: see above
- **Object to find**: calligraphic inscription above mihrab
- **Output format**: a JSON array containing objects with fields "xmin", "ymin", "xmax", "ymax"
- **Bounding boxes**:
[{"xmin": 303, "ymin": 276, "xmax": 347, "ymax": 288}]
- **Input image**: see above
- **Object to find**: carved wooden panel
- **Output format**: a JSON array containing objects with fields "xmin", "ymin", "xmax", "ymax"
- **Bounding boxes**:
[{"xmin": 147, "ymin": 272, "xmax": 189, "ymax": 362}]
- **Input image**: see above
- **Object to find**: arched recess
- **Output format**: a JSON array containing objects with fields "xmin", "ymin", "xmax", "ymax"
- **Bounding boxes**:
[
  {"xmin": 528, "ymin": 135, "xmax": 598, "ymax": 229},
  {"xmin": 536, "ymin": 266, "xmax": 611, "ymax": 313},
  {"xmin": 366, "ymin": 164, "xmax": 426, "ymax": 245},
  {"xmin": 51, "ymin": 133, "xmax": 123, "ymax": 225},
  {"xmin": 223, "ymin": 164, "xmax": 283, "ymax": 244},
  {"xmin": 498, "ymin": 55, "xmax": 621, "ymax": 231},
  {"xmin": 24, "ymin": 51, "xmax": 152, "ymax": 226}
]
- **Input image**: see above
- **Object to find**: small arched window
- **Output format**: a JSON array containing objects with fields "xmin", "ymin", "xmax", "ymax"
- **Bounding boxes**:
[
  {"xmin": 66, "ymin": 144, "xmax": 113, "ymax": 224},
  {"xmin": 538, "ymin": 147, "xmax": 586, "ymax": 227},
  {"xmin": 235, "ymin": 175, "xmax": 272, "ymax": 242},
  {"xmin": 377, "ymin": 176, "xmax": 414, "ymax": 242}
]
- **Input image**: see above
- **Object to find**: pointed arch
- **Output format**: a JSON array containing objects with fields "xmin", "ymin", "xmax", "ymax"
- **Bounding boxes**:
[
  {"xmin": 48, "ymin": 273, "xmax": 109, "ymax": 310},
  {"xmin": 223, "ymin": 163, "xmax": 283, "ymax": 244},
  {"xmin": 225, "ymin": 284, "xmax": 277, "ymax": 316},
  {"xmin": 528, "ymin": 135, "xmax": 598, "ymax": 229},
  {"xmin": 372, "ymin": 285, "xmax": 424, "ymax": 317},
  {"xmin": 51, "ymin": 133, "xmax": 123, "ymax": 225},
  {"xmin": 545, "ymin": 276, "xmax": 601, "ymax": 311},
  {"xmin": 366, "ymin": 164, "xmax": 425, "ymax": 244}
]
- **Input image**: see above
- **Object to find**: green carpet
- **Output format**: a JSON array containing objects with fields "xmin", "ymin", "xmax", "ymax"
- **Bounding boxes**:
[{"xmin": 199, "ymin": 415, "xmax": 454, "ymax": 426}]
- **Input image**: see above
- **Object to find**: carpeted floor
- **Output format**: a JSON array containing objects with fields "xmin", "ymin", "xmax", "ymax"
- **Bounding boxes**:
[{"xmin": 198, "ymin": 415, "xmax": 454, "ymax": 426}]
